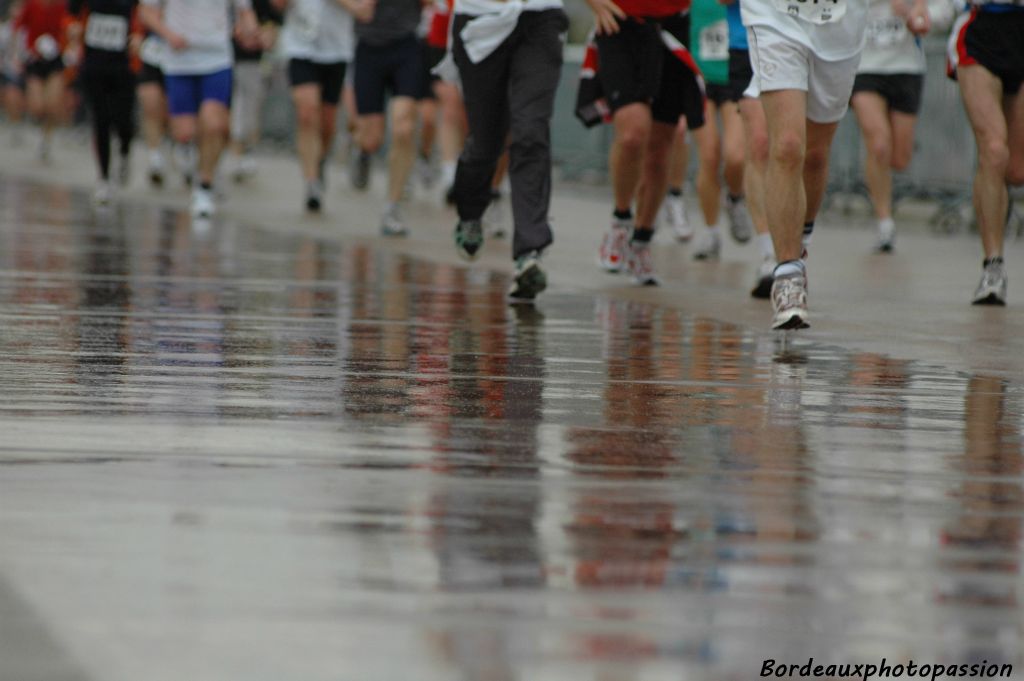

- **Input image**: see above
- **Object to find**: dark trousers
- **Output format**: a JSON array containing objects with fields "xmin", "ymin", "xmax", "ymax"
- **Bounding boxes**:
[
  {"xmin": 81, "ymin": 67, "xmax": 135, "ymax": 180},
  {"xmin": 452, "ymin": 9, "xmax": 567, "ymax": 260}
]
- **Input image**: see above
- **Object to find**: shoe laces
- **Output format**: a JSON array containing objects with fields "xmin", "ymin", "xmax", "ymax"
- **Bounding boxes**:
[
  {"xmin": 981, "ymin": 260, "xmax": 1005, "ymax": 287},
  {"xmin": 629, "ymin": 242, "xmax": 654, "ymax": 276},
  {"xmin": 773, "ymin": 273, "xmax": 807, "ymax": 311}
]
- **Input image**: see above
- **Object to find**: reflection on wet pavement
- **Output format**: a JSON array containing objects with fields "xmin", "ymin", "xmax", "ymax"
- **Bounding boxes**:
[{"xmin": 0, "ymin": 179, "xmax": 1021, "ymax": 680}]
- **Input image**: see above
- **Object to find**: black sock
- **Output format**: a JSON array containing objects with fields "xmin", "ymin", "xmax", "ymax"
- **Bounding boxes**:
[
  {"xmin": 668, "ymin": 187, "xmax": 682, "ymax": 198},
  {"xmin": 200, "ymin": 181, "xmax": 213, "ymax": 191},
  {"xmin": 984, "ymin": 256, "xmax": 1004, "ymax": 268},
  {"xmin": 631, "ymin": 228, "xmax": 653, "ymax": 243},
  {"xmin": 728, "ymin": 193, "xmax": 743, "ymax": 203},
  {"xmin": 803, "ymin": 221, "xmax": 815, "ymax": 237},
  {"xmin": 613, "ymin": 208, "xmax": 633, "ymax": 221}
]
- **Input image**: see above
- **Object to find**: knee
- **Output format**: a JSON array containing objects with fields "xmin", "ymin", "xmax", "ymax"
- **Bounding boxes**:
[
  {"xmin": 771, "ymin": 130, "xmax": 805, "ymax": 169},
  {"xmin": 867, "ymin": 136, "xmax": 892, "ymax": 166},
  {"xmin": 978, "ymin": 137, "xmax": 1010, "ymax": 173},
  {"xmin": 391, "ymin": 112, "xmax": 416, "ymax": 146},
  {"xmin": 296, "ymin": 102, "xmax": 319, "ymax": 130},
  {"xmin": 617, "ymin": 124, "xmax": 649, "ymax": 159}
]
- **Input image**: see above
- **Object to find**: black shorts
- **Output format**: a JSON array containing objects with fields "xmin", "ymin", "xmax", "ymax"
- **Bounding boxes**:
[
  {"xmin": 288, "ymin": 58, "xmax": 347, "ymax": 105},
  {"xmin": 354, "ymin": 34, "xmax": 424, "ymax": 115},
  {"xmin": 852, "ymin": 73, "xmax": 924, "ymax": 115},
  {"xmin": 957, "ymin": 8, "xmax": 1024, "ymax": 96},
  {"xmin": 706, "ymin": 82, "xmax": 738, "ymax": 106},
  {"xmin": 25, "ymin": 57, "xmax": 64, "ymax": 81},
  {"xmin": 137, "ymin": 62, "xmax": 164, "ymax": 88},
  {"xmin": 728, "ymin": 48, "xmax": 754, "ymax": 100},
  {"xmin": 595, "ymin": 14, "xmax": 705, "ymax": 129}
]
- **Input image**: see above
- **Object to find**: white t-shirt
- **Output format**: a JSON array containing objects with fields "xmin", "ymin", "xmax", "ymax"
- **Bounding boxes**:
[
  {"xmin": 741, "ymin": 0, "xmax": 869, "ymax": 61},
  {"xmin": 281, "ymin": 0, "xmax": 354, "ymax": 63},
  {"xmin": 140, "ymin": 0, "xmax": 252, "ymax": 75},
  {"xmin": 857, "ymin": 0, "xmax": 923, "ymax": 73}
]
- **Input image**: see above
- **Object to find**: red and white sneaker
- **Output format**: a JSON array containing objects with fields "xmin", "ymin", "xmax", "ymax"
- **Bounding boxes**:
[{"xmin": 598, "ymin": 218, "xmax": 632, "ymax": 273}]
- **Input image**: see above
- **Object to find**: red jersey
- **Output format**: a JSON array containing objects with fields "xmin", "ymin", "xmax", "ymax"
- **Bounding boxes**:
[
  {"xmin": 426, "ymin": 0, "xmax": 451, "ymax": 49},
  {"xmin": 616, "ymin": 0, "xmax": 690, "ymax": 18},
  {"xmin": 15, "ymin": 0, "xmax": 69, "ymax": 60}
]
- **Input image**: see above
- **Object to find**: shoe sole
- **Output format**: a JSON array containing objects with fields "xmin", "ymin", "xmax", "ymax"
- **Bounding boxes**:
[
  {"xmin": 772, "ymin": 310, "xmax": 810, "ymax": 330},
  {"xmin": 972, "ymin": 294, "xmax": 1006, "ymax": 306},
  {"xmin": 751, "ymin": 276, "xmax": 773, "ymax": 299},
  {"xmin": 456, "ymin": 243, "xmax": 483, "ymax": 262},
  {"xmin": 508, "ymin": 262, "xmax": 547, "ymax": 302},
  {"xmin": 306, "ymin": 198, "xmax": 322, "ymax": 213}
]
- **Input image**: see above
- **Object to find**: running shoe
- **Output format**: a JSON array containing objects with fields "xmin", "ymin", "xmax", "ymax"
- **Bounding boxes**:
[
  {"xmin": 232, "ymin": 154, "xmax": 258, "ymax": 183},
  {"xmin": 148, "ymin": 150, "xmax": 166, "ymax": 187},
  {"xmin": 771, "ymin": 268, "xmax": 810, "ymax": 330},
  {"xmin": 416, "ymin": 154, "xmax": 438, "ymax": 190},
  {"xmin": 726, "ymin": 195, "xmax": 753, "ymax": 243},
  {"xmin": 751, "ymin": 257, "xmax": 775, "ymax": 299},
  {"xmin": 660, "ymin": 193, "xmax": 693, "ymax": 242},
  {"xmin": 454, "ymin": 219, "xmax": 484, "ymax": 261},
  {"xmin": 484, "ymin": 190, "xmax": 507, "ymax": 239},
  {"xmin": 351, "ymin": 151, "xmax": 371, "ymax": 191},
  {"xmin": 599, "ymin": 219, "xmax": 632, "ymax": 272},
  {"xmin": 875, "ymin": 219, "xmax": 896, "ymax": 253},
  {"xmin": 692, "ymin": 229, "xmax": 721, "ymax": 260},
  {"xmin": 191, "ymin": 187, "xmax": 216, "ymax": 219},
  {"xmin": 508, "ymin": 251, "xmax": 547, "ymax": 302},
  {"xmin": 93, "ymin": 181, "xmax": 112, "ymax": 206},
  {"xmin": 972, "ymin": 258, "xmax": 1007, "ymax": 306},
  {"xmin": 306, "ymin": 180, "xmax": 324, "ymax": 213},
  {"xmin": 38, "ymin": 134, "xmax": 52, "ymax": 163},
  {"xmin": 626, "ymin": 240, "xmax": 659, "ymax": 286},
  {"xmin": 380, "ymin": 204, "xmax": 408, "ymax": 237}
]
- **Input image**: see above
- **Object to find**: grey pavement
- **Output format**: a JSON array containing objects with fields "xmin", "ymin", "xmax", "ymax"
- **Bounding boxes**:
[{"xmin": 0, "ymin": 129, "xmax": 1022, "ymax": 680}]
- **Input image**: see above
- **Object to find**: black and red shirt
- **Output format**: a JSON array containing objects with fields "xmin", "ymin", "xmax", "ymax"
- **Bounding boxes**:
[{"xmin": 68, "ymin": 0, "xmax": 137, "ymax": 70}]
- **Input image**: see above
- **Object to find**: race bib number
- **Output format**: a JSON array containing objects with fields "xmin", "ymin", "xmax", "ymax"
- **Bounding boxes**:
[
  {"xmin": 699, "ymin": 20, "xmax": 729, "ymax": 61},
  {"xmin": 85, "ymin": 14, "xmax": 128, "ymax": 51},
  {"xmin": 140, "ymin": 36, "xmax": 165, "ymax": 66},
  {"xmin": 772, "ymin": 0, "xmax": 846, "ymax": 24},
  {"xmin": 34, "ymin": 34, "xmax": 59, "ymax": 60},
  {"xmin": 866, "ymin": 16, "xmax": 907, "ymax": 47}
]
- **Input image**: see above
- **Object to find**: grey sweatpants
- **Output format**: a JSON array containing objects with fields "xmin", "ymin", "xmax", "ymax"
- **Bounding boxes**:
[{"xmin": 451, "ymin": 9, "xmax": 568, "ymax": 260}]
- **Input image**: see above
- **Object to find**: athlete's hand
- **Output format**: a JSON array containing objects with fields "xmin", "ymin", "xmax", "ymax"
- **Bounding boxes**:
[
  {"xmin": 166, "ymin": 31, "xmax": 187, "ymax": 51},
  {"xmin": 906, "ymin": 8, "xmax": 930, "ymax": 34},
  {"xmin": 348, "ymin": 0, "xmax": 377, "ymax": 23},
  {"xmin": 586, "ymin": 0, "xmax": 626, "ymax": 35}
]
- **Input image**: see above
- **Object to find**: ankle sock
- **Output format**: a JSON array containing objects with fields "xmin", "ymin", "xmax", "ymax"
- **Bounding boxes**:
[
  {"xmin": 984, "ymin": 256, "xmax": 1004, "ymax": 268},
  {"xmin": 802, "ymin": 221, "xmax": 815, "ymax": 248},
  {"xmin": 631, "ymin": 228, "xmax": 653, "ymax": 243},
  {"xmin": 200, "ymin": 181, "xmax": 212, "ymax": 191},
  {"xmin": 613, "ymin": 208, "xmax": 633, "ymax": 221},
  {"xmin": 774, "ymin": 259, "xmax": 805, "ymax": 278},
  {"xmin": 668, "ymin": 187, "xmax": 683, "ymax": 198}
]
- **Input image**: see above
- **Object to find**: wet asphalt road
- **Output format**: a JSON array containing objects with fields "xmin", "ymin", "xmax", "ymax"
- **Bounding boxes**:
[{"xmin": 0, "ymin": 178, "xmax": 1021, "ymax": 680}]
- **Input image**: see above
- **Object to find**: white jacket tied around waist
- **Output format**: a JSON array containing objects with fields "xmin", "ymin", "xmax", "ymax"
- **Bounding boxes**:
[{"xmin": 455, "ymin": 0, "xmax": 563, "ymax": 63}]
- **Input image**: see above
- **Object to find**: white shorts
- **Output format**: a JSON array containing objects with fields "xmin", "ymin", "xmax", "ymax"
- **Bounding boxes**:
[{"xmin": 744, "ymin": 24, "xmax": 861, "ymax": 124}]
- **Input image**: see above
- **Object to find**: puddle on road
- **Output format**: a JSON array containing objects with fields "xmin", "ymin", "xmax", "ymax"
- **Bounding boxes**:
[{"xmin": 0, "ymin": 181, "xmax": 1021, "ymax": 679}]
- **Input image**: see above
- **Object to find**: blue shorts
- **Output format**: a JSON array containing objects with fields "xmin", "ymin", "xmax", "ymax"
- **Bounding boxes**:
[{"xmin": 165, "ymin": 68, "xmax": 232, "ymax": 116}]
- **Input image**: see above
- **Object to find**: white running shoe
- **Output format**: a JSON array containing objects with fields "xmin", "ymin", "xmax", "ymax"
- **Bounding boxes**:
[
  {"xmin": 599, "ymin": 218, "xmax": 632, "ymax": 272},
  {"xmin": 232, "ymin": 154, "xmax": 258, "ymax": 183},
  {"xmin": 771, "ymin": 268, "xmax": 810, "ymax": 330},
  {"xmin": 381, "ymin": 203, "xmax": 408, "ymax": 237},
  {"xmin": 416, "ymin": 154, "xmax": 438, "ymax": 190},
  {"xmin": 626, "ymin": 240, "xmax": 659, "ymax": 286},
  {"xmin": 191, "ymin": 187, "xmax": 216, "ymax": 219},
  {"xmin": 876, "ymin": 219, "xmax": 896, "ymax": 253},
  {"xmin": 751, "ymin": 257, "xmax": 775, "ymax": 300},
  {"xmin": 93, "ymin": 181, "xmax": 112, "ymax": 206},
  {"xmin": 972, "ymin": 258, "xmax": 1007, "ymax": 306},
  {"xmin": 725, "ymin": 195, "xmax": 753, "ymax": 243},
  {"xmin": 692, "ymin": 229, "xmax": 721, "ymax": 260},
  {"xmin": 661, "ymin": 194, "xmax": 693, "ymax": 242}
]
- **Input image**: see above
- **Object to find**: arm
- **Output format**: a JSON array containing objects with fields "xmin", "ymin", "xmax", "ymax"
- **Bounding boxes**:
[
  {"xmin": 334, "ymin": 0, "xmax": 377, "ymax": 23},
  {"xmin": 233, "ymin": 7, "xmax": 260, "ymax": 50},
  {"xmin": 585, "ymin": 0, "xmax": 626, "ymax": 35},
  {"xmin": 138, "ymin": 2, "xmax": 187, "ymax": 50},
  {"xmin": 906, "ymin": 0, "xmax": 930, "ymax": 35}
]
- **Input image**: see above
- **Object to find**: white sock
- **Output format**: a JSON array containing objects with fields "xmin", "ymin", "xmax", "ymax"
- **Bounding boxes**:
[
  {"xmin": 441, "ymin": 161, "xmax": 456, "ymax": 188},
  {"xmin": 758, "ymin": 232, "xmax": 775, "ymax": 260},
  {"xmin": 704, "ymin": 225, "xmax": 720, "ymax": 237},
  {"xmin": 878, "ymin": 217, "xmax": 895, "ymax": 239},
  {"xmin": 774, "ymin": 260, "xmax": 805, "ymax": 278}
]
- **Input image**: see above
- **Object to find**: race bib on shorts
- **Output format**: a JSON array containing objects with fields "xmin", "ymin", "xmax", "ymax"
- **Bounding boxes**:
[
  {"xmin": 85, "ymin": 14, "xmax": 129, "ymax": 51},
  {"xmin": 34, "ymin": 34, "xmax": 59, "ymax": 60},
  {"xmin": 699, "ymin": 20, "xmax": 729, "ymax": 61},
  {"xmin": 866, "ymin": 16, "xmax": 907, "ymax": 47},
  {"xmin": 140, "ymin": 36, "xmax": 165, "ymax": 66},
  {"xmin": 772, "ymin": 0, "xmax": 846, "ymax": 24}
]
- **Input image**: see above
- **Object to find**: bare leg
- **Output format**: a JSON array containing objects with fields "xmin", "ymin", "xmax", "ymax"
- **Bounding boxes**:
[
  {"xmin": 197, "ymin": 101, "xmax": 229, "ymax": 186},
  {"xmin": 293, "ymin": 84, "xmax": 322, "ymax": 182},
  {"xmin": 387, "ymin": 96, "xmax": 418, "ymax": 204},
  {"xmin": 695, "ymin": 101, "xmax": 722, "ymax": 227},
  {"xmin": 740, "ymin": 96, "xmax": 770, "ymax": 237},
  {"xmin": 720, "ymin": 101, "xmax": 746, "ymax": 197},
  {"xmin": 760, "ymin": 89, "xmax": 808, "ymax": 263},
  {"xmin": 611, "ymin": 102, "xmax": 653, "ymax": 213},
  {"xmin": 852, "ymin": 92, "xmax": 894, "ymax": 221},
  {"xmin": 635, "ymin": 121, "xmax": 678, "ymax": 229}
]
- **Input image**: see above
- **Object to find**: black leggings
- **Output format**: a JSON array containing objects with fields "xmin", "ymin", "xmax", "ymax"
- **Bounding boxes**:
[{"xmin": 81, "ymin": 68, "xmax": 136, "ymax": 180}]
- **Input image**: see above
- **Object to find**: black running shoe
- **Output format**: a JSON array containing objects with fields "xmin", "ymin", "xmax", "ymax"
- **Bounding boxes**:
[
  {"xmin": 508, "ymin": 252, "xmax": 547, "ymax": 302},
  {"xmin": 454, "ymin": 219, "xmax": 484, "ymax": 261}
]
